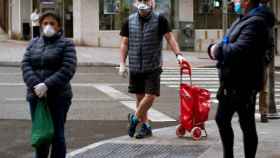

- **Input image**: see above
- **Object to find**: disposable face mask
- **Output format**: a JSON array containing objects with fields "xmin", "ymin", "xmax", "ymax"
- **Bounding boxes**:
[
  {"xmin": 137, "ymin": 2, "xmax": 152, "ymax": 14},
  {"xmin": 234, "ymin": 2, "xmax": 242, "ymax": 14},
  {"xmin": 43, "ymin": 25, "xmax": 56, "ymax": 37}
]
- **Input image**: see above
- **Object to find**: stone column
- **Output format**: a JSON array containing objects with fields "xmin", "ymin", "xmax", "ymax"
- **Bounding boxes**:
[{"xmin": 73, "ymin": 0, "xmax": 99, "ymax": 46}]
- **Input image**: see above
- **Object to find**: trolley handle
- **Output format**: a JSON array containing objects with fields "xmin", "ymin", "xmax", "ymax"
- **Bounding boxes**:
[{"xmin": 180, "ymin": 60, "xmax": 192, "ymax": 85}]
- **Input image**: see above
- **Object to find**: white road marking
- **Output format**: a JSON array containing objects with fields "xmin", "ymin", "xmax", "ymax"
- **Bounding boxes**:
[
  {"xmin": 92, "ymin": 84, "xmax": 132, "ymax": 100},
  {"xmin": 121, "ymin": 101, "xmax": 176, "ymax": 122},
  {"xmin": 0, "ymin": 83, "xmax": 25, "ymax": 86},
  {"xmin": 161, "ymin": 78, "xmax": 219, "ymax": 81},
  {"xmin": 92, "ymin": 84, "xmax": 176, "ymax": 122},
  {"xmin": 0, "ymin": 82, "xmax": 128, "ymax": 87},
  {"xmin": 163, "ymin": 67, "xmax": 217, "ymax": 70},
  {"xmin": 5, "ymin": 98, "xmax": 114, "ymax": 102}
]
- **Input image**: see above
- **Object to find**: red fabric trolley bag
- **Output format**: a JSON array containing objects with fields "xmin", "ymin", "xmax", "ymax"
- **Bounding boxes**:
[{"xmin": 176, "ymin": 61, "xmax": 211, "ymax": 140}]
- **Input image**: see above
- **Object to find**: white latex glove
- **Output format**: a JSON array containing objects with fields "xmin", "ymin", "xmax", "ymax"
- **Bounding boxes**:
[
  {"xmin": 176, "ymin": 54, "xmax": 187, "ymax": 64},
  {"xmin": 118, "ymin": 63, "xmax": 128, "ymax": 78},
  {"xmin": 34, "ymin": 83, "xmax": 48, "ymax": 98},
  {"xmin": 210, "ymin": 44, "xmax": 217, "ymax": 59}
]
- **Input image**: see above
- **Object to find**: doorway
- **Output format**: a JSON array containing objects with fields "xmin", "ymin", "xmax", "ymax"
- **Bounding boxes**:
[
  {"xmin": 0, "ymin": 0, "xmax": 9, "ymax": 33},
  {"xmin": 33, "ymin": 0, "xmax": 73, "ymax": 38}
]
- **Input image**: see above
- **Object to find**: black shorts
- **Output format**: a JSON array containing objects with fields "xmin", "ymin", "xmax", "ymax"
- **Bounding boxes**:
[{"xmin": 129, "ymin": 68, "xmax": 162, "ymax": 96}]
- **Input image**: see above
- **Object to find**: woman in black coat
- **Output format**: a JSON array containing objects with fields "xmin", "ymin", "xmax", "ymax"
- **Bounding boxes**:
[{"xmin": 21, "ymin": 11, "xmax": 77, "ymax": 158}]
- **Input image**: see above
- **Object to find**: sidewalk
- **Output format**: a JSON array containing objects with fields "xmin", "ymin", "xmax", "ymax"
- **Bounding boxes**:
[
  {"xmin": 3, "ymin": 40, "xmax": 278, "ymax": 68},
  {"xmin": 67, "ymin": 118, "xmax": 280, "ymax": 158}
]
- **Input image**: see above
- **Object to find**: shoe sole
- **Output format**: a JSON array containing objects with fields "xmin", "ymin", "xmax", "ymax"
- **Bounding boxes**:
[{"xmin": 135, "ymin": 133, "xmax": 153, "ymax": 139}]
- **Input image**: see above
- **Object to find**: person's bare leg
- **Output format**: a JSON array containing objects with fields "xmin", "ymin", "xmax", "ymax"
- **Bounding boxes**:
[
  {"xmin": 136, "ymin": 94, "xmax": 148, "ymax": 122},
  {"xmin": 136, "ymin": 94, "xmax": 157, "ymax": 122}
]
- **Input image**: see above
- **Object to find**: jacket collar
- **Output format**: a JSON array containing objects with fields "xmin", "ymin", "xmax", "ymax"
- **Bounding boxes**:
[{"xmin": 42, "ymin": 30, "xmax": 63, "ymax": 43}]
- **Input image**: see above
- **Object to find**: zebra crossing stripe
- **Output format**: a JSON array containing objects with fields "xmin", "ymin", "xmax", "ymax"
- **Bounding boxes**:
[
  {"xmin": 162, "ymin": 68, "xmax": 280, "ymax": 108},
  {"xmin": 161, "ymin": 78, "xmax": 219, "ymax": 81},
  {"xmin": 92, "ymin": 84, "xmax": 176, "ymax": 122},
  {"xmin": 163, "ymin": 67, "xmax": 217, "ymax": 70},
  {"xmin": 120, "ymin": 101, "xmax": 176, "ymax": 122},
  {"xmin": 161, "ymin": 81, "xmax": 220, "ymax": 85}
]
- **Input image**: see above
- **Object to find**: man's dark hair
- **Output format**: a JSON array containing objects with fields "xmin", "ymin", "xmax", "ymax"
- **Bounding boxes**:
[
  {"xmin": 39, "ymin": 11, "xmax": 62, "ymax": 26},
  {"xmin": 259, "ymin": 0, "xmax": 271, "ymax": 4},
  {"xmin": 250, "ymin": 0, "xmax": 261, "ymax": 5}
]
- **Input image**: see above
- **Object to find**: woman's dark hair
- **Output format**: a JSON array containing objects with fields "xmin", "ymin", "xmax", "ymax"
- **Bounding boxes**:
[{"xmin": 39, "ymin": 11, "xmax": 62, "ymax": 26}]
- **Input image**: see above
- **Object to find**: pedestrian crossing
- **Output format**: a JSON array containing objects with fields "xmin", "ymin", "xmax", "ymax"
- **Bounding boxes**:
[{"xmin": 161, "ymin": 67, "xmax": 280, "ymax": 110}]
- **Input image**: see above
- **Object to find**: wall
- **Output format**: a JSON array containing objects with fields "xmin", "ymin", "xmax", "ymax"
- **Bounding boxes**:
[
  {"xmin": 0, "ymin": 0, "xmax": 9, "ymax": 32},
  {"xmin": 73, "ymin": 0, "xmax": 99, "ymax": 46},
  {"xmin": 10, "ymin": 0, "xmax": 21, "ymax": 39},
  {"xmin": 277, "ymin": 1, "xmax": 280, "ymax": 54},
  {"xmin": 195, "ymin": 29, "xmax": 223, "ymax": 52},
  {"xmin": 179, "ymin": 0, "xmax": 193, "ymax": 22},
  {"xmin": 21, "ymin": 0, "xmax": 31, "ymax": 23},
  {"xmin": 73, "ymin": 0, "xmax": 190, "ymax": 49}
]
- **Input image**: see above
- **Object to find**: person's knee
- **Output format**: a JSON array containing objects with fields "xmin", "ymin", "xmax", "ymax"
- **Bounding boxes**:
[
  {"xmin": 53, "ymin": 133, "xmax": 65, "ymax": 145},
  {"xmin": 215, "ymin": 114, "xmax": 231, "ymax": 129},
  {"xmin": 144, "ymin": 94, "xmax": 157, "ymax": 101},
  {"xmin": 136, "ymin": 94, "xmax": 145, "ymax": 102}
]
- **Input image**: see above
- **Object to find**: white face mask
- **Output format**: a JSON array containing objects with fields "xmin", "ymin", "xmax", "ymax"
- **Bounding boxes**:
[
  {"xmin": 43, "ymin": 25, "xmax": 56, "ymax": 37},
  {"xmin": 137, "ymin": 2, "xmax": 152, "ymax": 14}
]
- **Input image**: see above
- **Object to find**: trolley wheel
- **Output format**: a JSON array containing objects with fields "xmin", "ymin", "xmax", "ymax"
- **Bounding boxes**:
[
  {"xmin": 176, "ymin": 125, "xmax": 186, "ymax": 138},
  {"xmin": 191, "ymin": 127, "xmax": 202, "ymax": 140}
]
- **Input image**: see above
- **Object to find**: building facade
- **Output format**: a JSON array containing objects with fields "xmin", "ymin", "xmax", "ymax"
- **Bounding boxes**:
[{"xmin": 4, "ymin": 0, "xmax": 280, "ymax": 52}]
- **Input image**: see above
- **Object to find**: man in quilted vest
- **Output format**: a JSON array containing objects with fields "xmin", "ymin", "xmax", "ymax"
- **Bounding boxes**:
[
  {"xmin": 119, "ymin": 0, "xmax": 187, "ymax": 139},
  {"xmin": 208, "ymin": 0, "xmax": 275, "ymax": 157}
]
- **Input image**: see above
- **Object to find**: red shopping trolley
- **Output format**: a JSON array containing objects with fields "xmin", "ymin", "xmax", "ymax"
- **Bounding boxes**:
[{"xmin": 176, "ymin": 61, "xmax": 211, "ymax": 140}]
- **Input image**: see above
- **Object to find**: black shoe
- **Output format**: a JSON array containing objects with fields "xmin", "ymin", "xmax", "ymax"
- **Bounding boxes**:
[
  {"xmin": 128, "ymin": 113, "xmax": 139, "ymax": 137},
  {"xmin": 135, "ymin": 124, "xmax": 152, "ymax": 139},
  {"xmin": 261, "ymin": 114, "xmax": 269, "ymax": 123}
]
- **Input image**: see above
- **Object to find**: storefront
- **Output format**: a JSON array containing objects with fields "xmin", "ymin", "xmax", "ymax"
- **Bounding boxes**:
[
  {"xmin": 193, "ymin": 0, "xmax": 238, "ymax": 51},
  {"xmin": 33, "ymin": 0, "xmax": 73, "ymax": 37},
  {"xmin": 0, "ymin": 0, "xmax": 9, "ymax": 33},
  {"xmin": 99, "ymin": 0, "xmax": 178, "ymax": 30},
  {"xmin": 7, "ymin": 0, "xmax": 280, "ymax": 52}
]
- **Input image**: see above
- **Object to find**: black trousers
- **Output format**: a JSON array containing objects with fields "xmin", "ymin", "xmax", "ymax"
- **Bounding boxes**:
[
  {"xmin": 215, "ymin": 88, "xmax": 258, "ymax": 158},
  {"xmin": 33, "ymin": 26, "xmax": 40, "ymax": 38}
]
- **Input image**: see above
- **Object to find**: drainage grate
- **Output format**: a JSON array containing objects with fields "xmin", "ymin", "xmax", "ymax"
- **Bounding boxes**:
[{"xmin": 74, "ymin": 143, "xmax": 209, "ymax": 158}]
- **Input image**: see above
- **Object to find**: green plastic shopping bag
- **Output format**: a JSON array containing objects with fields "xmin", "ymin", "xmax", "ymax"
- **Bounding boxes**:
[{"xmin": 31, "ymin": 99, "xmax": 54, "ymax": 148}]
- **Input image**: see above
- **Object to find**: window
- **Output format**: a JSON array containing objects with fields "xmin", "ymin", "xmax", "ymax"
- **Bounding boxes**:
[
  {"xmin": 194, "ymin": 0, "xmax": 237, "ymax": 29},
  {"xmin": 99, "ymin": 0, "xmax": 131, "ymax": 30},
  {"xmin": 99, "ymin": 0, "xmax": 178, "ymax": 30}
]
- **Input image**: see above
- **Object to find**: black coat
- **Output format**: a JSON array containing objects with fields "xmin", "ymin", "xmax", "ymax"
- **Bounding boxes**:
[
  {"xmin": 214, "ymin": 6, "xmax": 275, "ymax": 91},
  {"xmin": 21, "ymin": 32, "xmax": 77, "ymax": 100}
]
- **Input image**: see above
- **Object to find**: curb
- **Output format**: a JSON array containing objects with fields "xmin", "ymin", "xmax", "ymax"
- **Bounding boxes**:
[
  {"xmin": 0, "ymin": 61, "xmax": 21, "ymax": 67},
  {"xmin": 66, "ymin": 120, "xmax": 218, "ymax": 158},
  {"xmin": 0, "ymin": 61, "xmax": 279, "ymax": 70},
  {"xmin": 0, "ymin": 61, "xmax": 118, "ymax": 67}
]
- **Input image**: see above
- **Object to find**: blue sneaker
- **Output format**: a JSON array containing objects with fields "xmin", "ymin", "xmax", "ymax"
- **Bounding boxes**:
[
  {"xmin": 135, "ymin": 123, "xmax": 152, "ymax": 139},
  {"xmin": 127, "ymin": 113, "xmax": 139, "ymax": 137}
]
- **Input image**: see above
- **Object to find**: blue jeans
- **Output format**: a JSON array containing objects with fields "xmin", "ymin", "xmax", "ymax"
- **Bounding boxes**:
[{"xmin": 29, "ymin": 96, "xmax": 71, "ymax": 158}]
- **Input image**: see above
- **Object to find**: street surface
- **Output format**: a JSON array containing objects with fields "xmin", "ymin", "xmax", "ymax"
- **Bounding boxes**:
[{"xmin": 0, "ymin": 66, "xmax": 279, "ymax": 158}]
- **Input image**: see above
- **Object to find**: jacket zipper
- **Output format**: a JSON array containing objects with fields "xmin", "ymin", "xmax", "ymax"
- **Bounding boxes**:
[
  {"xmin": 140, "ymin": 22, "xmax": 144, "ymax": 72},
  {"xmin": 40, "ymin": 43, "xmax": 46, "ymax": 80}
]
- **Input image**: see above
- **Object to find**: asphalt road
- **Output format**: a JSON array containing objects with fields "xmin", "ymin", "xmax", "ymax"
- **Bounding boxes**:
[
  {"xmin": 0, "ymin": 66, "xmax": 189, "ymax": 158},
  {"xmin": 0, "ymin": 66, "xmax": 279, "ymax": 158}
]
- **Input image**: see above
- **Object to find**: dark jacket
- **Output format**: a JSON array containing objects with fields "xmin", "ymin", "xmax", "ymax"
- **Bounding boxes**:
[
  {"xmin": 21, "ymin": 31, "xmax": 77, "ymax": 100},
  {"xmin": 214, "ymin": 6, "xmax": 275, "ymax": 91}
]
